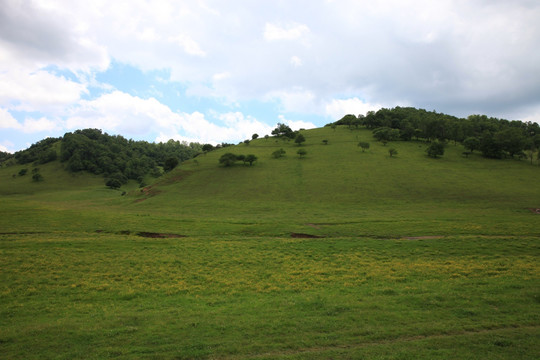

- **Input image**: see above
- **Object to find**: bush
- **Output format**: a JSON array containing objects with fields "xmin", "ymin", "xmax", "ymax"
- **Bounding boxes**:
[
  {"xmin": 272, "ymin": 148, "xmax": 286, "ymax": 158},
  {"xmin": 18, "ymin": 168, "xmax": 28, "ymax": 176}
]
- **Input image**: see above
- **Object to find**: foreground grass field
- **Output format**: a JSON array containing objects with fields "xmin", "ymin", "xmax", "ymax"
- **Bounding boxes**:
[{"xmin": 1, "ymin": 126, "xmax": 539, "ymax": 359}]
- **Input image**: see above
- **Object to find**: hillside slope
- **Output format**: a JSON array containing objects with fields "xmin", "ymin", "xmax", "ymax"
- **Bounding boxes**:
[{"xmin": 116, "ymin": 126, "xmax": 540, "ymax": 238}]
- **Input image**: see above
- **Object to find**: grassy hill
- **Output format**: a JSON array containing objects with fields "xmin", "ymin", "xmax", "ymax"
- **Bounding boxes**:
[{"xmin": 1, "ymin": 126, "xmax": 539, "ymax": 359}]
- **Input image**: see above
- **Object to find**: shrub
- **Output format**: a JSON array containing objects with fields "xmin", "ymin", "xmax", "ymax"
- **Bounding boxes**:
[{"xmin": 272, "ymin": 148, "xmax": 286, "ymax": 158}]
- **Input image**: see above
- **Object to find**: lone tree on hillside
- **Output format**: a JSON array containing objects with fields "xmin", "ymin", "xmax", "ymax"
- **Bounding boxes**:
[
  {"xmin": 219, "ymin": 153, "xmax": 239, "ymax": 167},
  {"xmin": 388, "ymin": 148, "xmax": 398, "ymax": 157},
  {"xmin": 252, "ymin": 133, "xmax": 259, "ymax": 140},
  {"xmin": 295, "ymin": 133, "xmax": 306, "ymax": 146},
  {"xmin": 245, "ymin": 154, "xmax": 258, "ymax": 166},
  {"xmin": 358, "ymin": 142, "xmax": 370, "ymax": 152},
  {"xmin": 426, "ymin": 141, "xmax": 445, "ymax": 158},
  {"xmin": 297, "ymin": 148, "xmax": 307, "ymax": 158}
]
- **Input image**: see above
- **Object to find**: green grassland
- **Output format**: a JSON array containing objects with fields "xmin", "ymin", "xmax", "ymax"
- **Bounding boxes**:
[{"xmin": 1, "ymin": 126, "xmax": 539, "ymax": 359}]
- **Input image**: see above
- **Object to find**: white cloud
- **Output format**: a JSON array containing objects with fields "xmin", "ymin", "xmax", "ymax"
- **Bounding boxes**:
[
  {"xmin": 168, "ymin": 34, "xmax": 206, "ymax": 57},
  {"xmin": 1, "ymin": 0, "xmax": 540, "ymax": 152},
  {"xmin": 290, "ymin": 56, "xmax": 303, "ymax": 67},
  {"xmin": 277, "ymin": 115, "xmax": 316, "ymax": 131},
  {"xmin": 21, "ymin": 117, "xmax": 60, "ymax": 133},
  {"xmin": 65, "ymin": 90, "xmax": 271, "ymax": 145},
  {"xmin": 0, "ymin": 141, "xmax": 14, "ymax": 153},
  {"xmin": 0, "ymin": 68, "xmax": 87, "ymax": 113},
  {"xmin": 325, "ymin": 98, "xmax": 385, "ymax": 120},
  {"xmin": 265, "ymin": 88, "xmax": 318, "ymax": 114},
  {"xmin": 264, "ymin": 22, "xmax": 310, "ymax": 42},
  {"xmin": 0, "ymin": 108, "xmax": 20, "ymax": 129}
]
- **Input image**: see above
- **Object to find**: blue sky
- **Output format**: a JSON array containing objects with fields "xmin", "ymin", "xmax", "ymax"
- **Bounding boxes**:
[{"xmin": 1, "ymin": 0, "xmax": 540, "ymax": 152}]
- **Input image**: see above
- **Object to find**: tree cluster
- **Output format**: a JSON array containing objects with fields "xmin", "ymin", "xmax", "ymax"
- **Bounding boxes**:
[
  {"xmin": 334, "ymin": 107, "xmax": 540, "ymax": 160},
  {"xmin": 58, "ymin": 129, "xmax": 202, "ymax": 186},
  {"xmin": 13, "ymin": 137, "xmax": 59, "ymax": 165},
  {"xmin": 219, "ymin": 153, "xmax": 258, "ymax": 166}
]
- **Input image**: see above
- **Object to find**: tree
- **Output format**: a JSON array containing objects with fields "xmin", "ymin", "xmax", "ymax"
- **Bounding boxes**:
[
  {"xmin": 252, "ymin": 134, "xmax": 259, "ymax": 140},
  {"xmin": 236, "ymin": 154, "xmax": 246, "ymax": 164},
  {"xmin": 358, "ymin": 142, "xmax": 370, "ymax": 152},
  {"xmin": 388, "ymin": 148, "xmax": 398, "ymax": 157},
  {"xmin": 18, "ymin": 168, "xmax": 28, "ymax": 176},
  {"xmin": 164, "ymin": 157, "xmax": 179, "ymax": 171},
  {"xmin": 106, "ymin": 178, "xmax": 122, "ymax": 189},
  {"xmin": 272, "ymin": 148, "xmax": 286, "ymax": 158},
  {"xmin": 297, "ymin": 149, "xmax": 307, "ymax": 158},
  {"xmin": 426, "ymin": 141, "xmax": 445, "ymax": 158},
  {"xmin": 295, "ymin": 133, "xmax": 306, "ymax": 146},
  {"xmin": 243, "ymin": 140, "xmax": 250, "ymax": 145},
  {"xmin": 373, "ymin": 127, "xmax": 399, "ymax": 144},
  {"xmin": 462, "ymin": 137, "xmax": 480, "ymax": 154},
  {"xmin": 32, "ymin": 172, "xmax": 43, "ymax": 182},
  {"xmin": 245, "ymin": 154, "xmax": 258, "ymax": 166},
  {"xmin": 271, "ymin": 123, "xmax": 294, "ymax": 139},
  {"xmin": 219, "ymin": 153, "xmax": 238, "ymax": 167},
  {"xmin": 322, "ymin": 139, "xmax": 328, "ymax": 145},
  {"xmin": 202, "ymin": 144, "xmax": 214, "ymax": 152}
]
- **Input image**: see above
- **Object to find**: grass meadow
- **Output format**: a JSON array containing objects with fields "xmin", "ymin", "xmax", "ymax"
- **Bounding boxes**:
[{"xmin": 1, "ymin": 126, "xmax": 539, "ymax": 359}]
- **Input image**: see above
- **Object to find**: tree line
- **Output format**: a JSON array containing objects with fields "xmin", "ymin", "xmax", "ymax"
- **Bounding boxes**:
[
  {"xmin": 5, "ymin": 129, "xmax": 202, "ymax": 187},
  {"xmin": 332, "ymin": 107, "xmax": 540, "ymax": 160}
]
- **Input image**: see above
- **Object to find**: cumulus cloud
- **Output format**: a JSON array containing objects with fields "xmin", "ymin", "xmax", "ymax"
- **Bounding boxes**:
[
  {"xmin": 0, "ymin": 108, "xmax": 20, "ymax": 129},
  {"xmin": 65, "ymin": 91, "xmax": 272, "ymax": 145},
  {"xmin": 325, "ymin": 98, "xmax": 386, "ymax": 120},
  {"xmin": 0, "ymin": 68, "xmax": 87, "ymax": 113},
  {"xmin": 2, "ymin": 0, "xmax": 540, "ymax": 151},
  {"xmin": 277, "ymin": 115, "xmax": 316, "ymax": 131},
  {"xmin": 263, "ymin": 22, "xmax": 310, "ymax": 42}
]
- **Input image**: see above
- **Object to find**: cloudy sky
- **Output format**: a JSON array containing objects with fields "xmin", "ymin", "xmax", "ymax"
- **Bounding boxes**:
[{"xmin": 1, "ymin": 0, "xmax": 540, "ymax": 152}]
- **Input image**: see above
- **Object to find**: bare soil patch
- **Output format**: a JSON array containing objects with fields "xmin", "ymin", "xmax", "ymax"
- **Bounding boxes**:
[
  {"xmin": 136, "ymin": 232, "xmax": 186, "ymax": 238},
  {"xmin": 402, "ymin": 236, "xmax": 443, "ymax": 240},
  {"xmin": 291, "ymin": 232, "xmax": 324, "ymax": 238}
]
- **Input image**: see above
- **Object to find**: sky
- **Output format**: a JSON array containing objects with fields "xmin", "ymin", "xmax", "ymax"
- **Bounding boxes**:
[{"xmin": 1, "ymin": 0, "xmax": 540, "ymax": 152}]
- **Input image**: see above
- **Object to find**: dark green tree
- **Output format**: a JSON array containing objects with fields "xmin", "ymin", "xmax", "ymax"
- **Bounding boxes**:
[
  {"xmin": 462, "ymin": 137, "xmax": 480, "ymax": 153},
  {"xmin": 426, "ymin": 141, "xmax": 445, "ymax": 158},
  {"xmin": 245, "ymin": 154, "xmax": 258, "ymax": 166},
  {"xmin": 164, "ymin": 157, "xmax": 179, "ymax": 171},
  {"xmin": 271, "ymin": 123, "xmax": 294, "ymax": 139},
  {"xmin": 295, "ymin": 133, "xmax": 306, "ymax": 146},
  {"xmin": 297, "ymin": 148, "xmax": 307, "ymax": 158},
  {"xmin": 32, "ymin": 173, "xmax": 44, "ymax": 182},
  {"xmin": 358, "ymin": 142, "xmax": 370, "ymax": 152},
  {"xmin": 388, "ymin": 148, "xmax": 398, "ymax": 157},
  {"xmin": 252, "ymin": 134, "xmax": 259, "ymax": 140},
  {"xmin": 106, "ymin": 178, "xmax": 122, "ymax": 189},
  {"xmin": 219, "ymin": 153, "xmax": 238, "ymax": 166},
  {"xmin": 202, "ymin": 144, "xmax": 214, "ymax": 152}
]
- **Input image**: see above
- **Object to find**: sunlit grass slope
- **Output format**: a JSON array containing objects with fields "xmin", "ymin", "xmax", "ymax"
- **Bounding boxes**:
[{"xmin": 120, "ymin": 126, "xmax": 540, "ymax": 238}]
